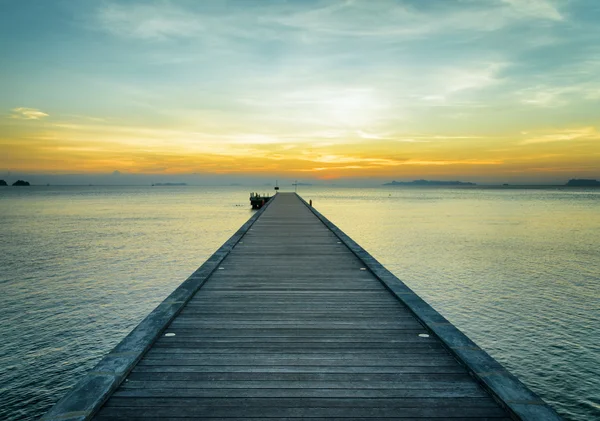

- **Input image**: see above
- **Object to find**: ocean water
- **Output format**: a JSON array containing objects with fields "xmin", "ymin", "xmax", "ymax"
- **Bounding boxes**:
[{"xmin": 0, "ymin": 186, "xmax": 598, "ymax": 420}]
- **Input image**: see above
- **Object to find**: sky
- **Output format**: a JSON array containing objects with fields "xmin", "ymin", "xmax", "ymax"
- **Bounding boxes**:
[{"xmin": 1, "ymin": 0, "xmax": 599, "ymax": 185}]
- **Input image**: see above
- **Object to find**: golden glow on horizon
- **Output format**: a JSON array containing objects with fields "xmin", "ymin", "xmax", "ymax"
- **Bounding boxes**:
[{"xmin": 2, "ymin": 111, "xmax": 599, "ymax": 181}]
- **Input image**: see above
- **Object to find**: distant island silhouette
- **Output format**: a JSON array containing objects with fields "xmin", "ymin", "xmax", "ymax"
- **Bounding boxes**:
[
  {"xmin": 152, "ymin": 183, "xmax": 187, "ymax": 186},
  {"xmin": 12, "ymin": 180, "xmax": 31, "ymax": 186},
  {"xmin": 384, "ymin": 179, "xmax": 476, "ymax": 186},
  {"xmin": 0, "ymin": 180, "xmax": 7, "ymax": 186},
  {"xmin": 565, "ymin": 179, "xmax": 600, "ymax": 187}
]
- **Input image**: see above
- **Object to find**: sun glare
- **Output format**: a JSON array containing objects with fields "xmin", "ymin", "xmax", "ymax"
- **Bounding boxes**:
[{"xmin": 326, "ymin": 91, "xmax": 379, "ymax": 128}]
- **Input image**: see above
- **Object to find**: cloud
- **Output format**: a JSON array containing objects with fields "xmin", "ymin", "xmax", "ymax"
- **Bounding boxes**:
[
  {"xmin": 94, "ymin": 0, "xmax": 567, "ymax": 43},
  {"xmin": 10, "ymin": 107, "xmax": 49, "ymax": 120},
  {"xmin": 297, "ymin": 157, "xmax": 503, "ymax": 173},
  {"xmin": 402, "ymin": 159, "xmax": 503, "ymax": 166},
  {"xmin": 228, "ymin": 134, "xmax": 282, "ymax": 145},
  {"xmin": 519, "ymin": 86, "xmax": 576, "ymax": 107},
  {"xmin": 296, "ymin": 154, "xmax": 502, "ymax": 169},
  {"xmin": 97, "ymin": 3, "xmax": 204, "ymax": 40},
  {"xmin": 357, "ymin": 130, "xmax": 390, "ymax": 140},
  {"xmin": 413, "ymin": 62, "xmax": 508, "ymax": 105},
  {"xmin": 516, "ymin": 57, "xmax": 600, "ymax": 107},
  {"xmin": 521, "ymin": 127, "xmax": 599, "ymax": 144},
  {"xmin": 502, "ymin": 0, "xmax": 564, "ymax": 21},
  {"xmin": 267, "ymin": 0, "xmax": 566, "ymax": 40},
  {"xmin": 301, "ymin": 154, "xmax": 402, "ymax": 166}
]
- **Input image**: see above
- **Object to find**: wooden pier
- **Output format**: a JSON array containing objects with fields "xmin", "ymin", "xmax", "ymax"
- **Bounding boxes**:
[{"xmin": 43, "ymin": 193, "xmax": 562, "ymax": 421}]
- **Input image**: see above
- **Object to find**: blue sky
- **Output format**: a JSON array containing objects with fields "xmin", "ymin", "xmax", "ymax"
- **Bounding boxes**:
[{"xmin": 1, "ymin": 0, "xmax": 599, "ymax": 184}]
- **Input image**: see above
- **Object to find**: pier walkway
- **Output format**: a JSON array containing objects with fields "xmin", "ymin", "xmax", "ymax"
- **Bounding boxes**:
[{"xmin": 43, "ymin": 193, "xmax": 561, "ymax": 421}]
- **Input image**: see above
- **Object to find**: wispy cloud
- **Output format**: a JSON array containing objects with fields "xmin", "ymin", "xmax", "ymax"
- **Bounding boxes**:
[
  {"xmin": 96, "ymin": 3, "xmax": 204, "ymax": 40},
  {"xmin": 502, "ymin": 0, "xmax": 564, "ymax": 21},
  {"xmin": 403, "ymin": 159, "xmax": 503, "ymax": 166},
  {"xmin": 300, "ymin": 154, "xmax": 403, "ymax": 166},
  {"xmin": 297, "ymin": 157, "xmax": 503, "ymax": 174},
  {"xmin": 521, "ymin": 127, "xmax": 599, "ymax": 144},
  {"xmin": 297, "ymin": 154, "xmax": 502, "ymax": 168},
  {"xmin": 94, "ymin": 0, "xmax": 567, "ymax": 43},
  {"xmin": 356, "ymin": 130, "xmax": 390, "ymax": 140},
  {"xmin": 9, "ymin": 107, "xmax": 49, "ymax": 120},
  {"xmin": 269, "ymin": 0, "xmax": 566, "ymax": 39},
  {"xmin": 519, "ymin": 86, "xmax": 578, "ymax": 107},
  {"xmin": 517, "ymin": 58, "xmax": 600, "ymax": 107}
]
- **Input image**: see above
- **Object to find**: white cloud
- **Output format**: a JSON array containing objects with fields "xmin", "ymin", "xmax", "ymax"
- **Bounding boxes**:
[
  {"xmin": 9, "ymin": 107, "xmax": 49, "ymax": 120},
  {"xmin": 402, "ymin": 159, "xmax": 503, "ymax": 166},
  {"xmin": 519, "ymin": 84, "xmax": 600, "ymax": 107},
  {"xmin": 97, "ymin": 3, "xmax": 205, "ymax": 40},
  {"xmin": 515, "ymin": 55, "xmax": 600, "ymax": 107},
  {"xmin": 228, "ymin": 134, "xmax": 282, "ymax": 145},
  {"xmin": 266, "ymin": 0, "xmax": 566, "ymax": 41},
  {"xmin": 94, "ymin": 0, "xmax": 567, "ymax": 43},
  {"xmin": 299, "ymin": 154, "xmax": 403, "ymax": 166},
  {"xmin": 502, "ymin": 0, "xmax": 564, "ymax": 21},
  {"xmin": 357, "ymin": 130, "xmax": 389, "ymax": 140},
  {"xmin": 519, "ymin": 86, "xmax": 573, "ymax": 107},
  {"xmin": 441, "ymin": 62, "xmax": 508, "ymax": 95},
  {"xmin": 521, "ymin": 127, "xmax": 598, "ymax": 144}
]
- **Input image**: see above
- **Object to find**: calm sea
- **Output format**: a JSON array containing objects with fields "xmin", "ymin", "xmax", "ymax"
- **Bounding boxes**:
[{"xmin": 0, "ymin": 186, "xmax": 598, "ymax": 420}]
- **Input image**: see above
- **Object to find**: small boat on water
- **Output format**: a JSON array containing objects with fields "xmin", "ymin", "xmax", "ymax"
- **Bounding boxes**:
[{"xmin": 249, "ymin": 192, "xmax": 272, "ymax": 209}]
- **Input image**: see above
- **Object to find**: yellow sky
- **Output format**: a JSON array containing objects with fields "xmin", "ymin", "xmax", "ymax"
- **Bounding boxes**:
[{"xmin": 3, "ymin": 113, "xmax": 598, "ymax": 181}]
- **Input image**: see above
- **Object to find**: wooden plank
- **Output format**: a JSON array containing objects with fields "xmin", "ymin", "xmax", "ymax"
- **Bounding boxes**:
[
  {"xmin": 111, "ymin": 386, "xmax": 490, "ymax": 399},
  {"xmin": 103, "ymin": 397, "xmax": 500, "ymax": 408},
  {"xmin": 95, "ymin": 417, "xmax": 513, "ymax": 421},
  {"xmin": 118, "ymin": 380, "xmax": 484, "ymax": 390},
  {"xmin": 157, "ymin": 328, "xmax": 426, "ymax": 335},
  {"xmin": 125, "ymin": 372, "xmax": 475, "ymax": 382},
  {"xmin": 95, "ymin": 405, "xmax": 509, "ymax": 418},
  {"xmin": 150, "ymin": 343, "xmax": 443, "ymax": 351},
  {"xmin": 132, "ymin": 365, "xmax": 467, "ymax": 374},
  {"xmin": 139, "ymin": 353, "xmax": 458, "ymax": 365},
  {"xmin": 152, "ymin": 334, "xmax": 433, "ymax": 342}
]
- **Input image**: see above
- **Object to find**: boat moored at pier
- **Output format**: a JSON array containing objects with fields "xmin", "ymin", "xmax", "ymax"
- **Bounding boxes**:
[{"xmin": 249, "ymin": 192, "xmax": 272, "ymax": 209}]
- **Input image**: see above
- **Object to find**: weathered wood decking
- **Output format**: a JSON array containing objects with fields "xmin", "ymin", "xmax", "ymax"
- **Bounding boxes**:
[{"xmin": 43, "ymin": 192, "xmax": 562, "ymax": 421}]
